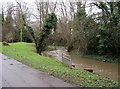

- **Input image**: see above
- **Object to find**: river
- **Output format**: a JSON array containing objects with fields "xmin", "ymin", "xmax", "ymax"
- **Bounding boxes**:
[
  {"xmin": 70, "ymin": 53, "xmax": 119, "ymax": 82},
  {"xmin": 42, "ymin": 46, "xmax": 119, "ymax": 82}
]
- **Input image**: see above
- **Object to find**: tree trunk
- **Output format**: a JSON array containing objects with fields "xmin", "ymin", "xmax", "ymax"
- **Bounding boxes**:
[{"xmin": 20, "ymin": 28, "xmax": 22, "ymax": 42}]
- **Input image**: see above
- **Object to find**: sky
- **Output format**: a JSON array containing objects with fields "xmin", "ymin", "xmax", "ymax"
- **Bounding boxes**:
[
  {"xmin": 0, "ymin": 0, "xmax": 34, "ymax": 14},
  {"xmin": 0, "ymin": 0, "xmax": 102, "ymax": 21},
  {"xmin": 0, "ymin": 0, "xmax": 97, "ymax": 9}
]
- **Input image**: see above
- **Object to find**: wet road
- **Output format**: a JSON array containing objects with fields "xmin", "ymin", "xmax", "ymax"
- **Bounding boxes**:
[
  {"xmin": 1, "ymin": 53, "xmax": 75, "ymax": 87},
  {"xmin": 0, "ymin": 53, "xmax": 2, "ymax": 88}
]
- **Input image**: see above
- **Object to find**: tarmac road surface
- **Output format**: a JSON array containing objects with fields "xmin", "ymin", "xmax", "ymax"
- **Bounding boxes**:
[{"xmin": 1, "ymin": 53, "xmax": 75, "ymax": 87}]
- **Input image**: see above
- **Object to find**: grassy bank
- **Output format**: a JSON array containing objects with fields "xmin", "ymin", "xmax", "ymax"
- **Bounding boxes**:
[
  {"xmin": 1, "ymin": 42, "xmax": 120, "ymax": 87},
  {"xmin": 0, "ymin": 43, "xmax": 2, "ymax": 52}
]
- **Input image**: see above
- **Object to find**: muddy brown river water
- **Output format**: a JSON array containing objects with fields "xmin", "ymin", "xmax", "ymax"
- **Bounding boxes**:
[
  {"xmin": 70, "ymin": 53, "xmax": 119, "ymax": 82},
  {"xmin": 43, "ymin": 46, "xmax": 119, "ymax": 82}
]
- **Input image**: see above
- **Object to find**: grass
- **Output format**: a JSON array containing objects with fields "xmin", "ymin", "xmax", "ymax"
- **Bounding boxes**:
[
  {"xmin": 1, "ymin": 42, "xmax": 120, "ymax": 87},
  {"xmin": 0, "ymin": 43, "xmax": 2, "ymax": 52}
]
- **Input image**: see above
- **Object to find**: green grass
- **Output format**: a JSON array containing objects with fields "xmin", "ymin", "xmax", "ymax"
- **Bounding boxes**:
[
  {"xmin": 0, "ymin": 43, "xmax": 2, "ymax": 52},
  {"xmin": 1, "ymin": 42, "xmax": 120, "ymax": 87}
]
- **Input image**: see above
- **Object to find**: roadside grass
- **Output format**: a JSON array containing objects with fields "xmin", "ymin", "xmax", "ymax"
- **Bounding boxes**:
[
  {"xmin": 0, "ymin": 43, "xmax": 2, "ymax": 52},
  {"xmin": 1, "ymin": 42, "xmax": 120, "ymax": 87}
]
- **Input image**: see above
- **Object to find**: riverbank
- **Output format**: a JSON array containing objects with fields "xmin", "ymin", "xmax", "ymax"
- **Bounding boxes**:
[
  {"xmin": 47, "ymin": 45, "xmax": 120, "ymax": 63},
  {"xmin": 40, "ymin": 46, "xmax": 119, "ymax": 82},
  {"xmin": 1, "ymin": 42, "xmax": 120, "ymax": 87},
  {"xmin": 71, "ymin": 50, "xmax": 120, "ymax": 63}
]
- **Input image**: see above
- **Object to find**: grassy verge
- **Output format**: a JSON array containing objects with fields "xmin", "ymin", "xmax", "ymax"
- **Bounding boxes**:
[
  {"xmin": 0, "ymin": 43, "xmax": 2, "ymax": 52},
  {"xmin": 1, "ymin": 42, "xmax": 120, "ymax": 87}
]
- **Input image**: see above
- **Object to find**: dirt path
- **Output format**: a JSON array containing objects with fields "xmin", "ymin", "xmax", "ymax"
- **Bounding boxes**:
[{"xmin": 1, "ymin": 53, "xmax": 75, "ymax": 87}]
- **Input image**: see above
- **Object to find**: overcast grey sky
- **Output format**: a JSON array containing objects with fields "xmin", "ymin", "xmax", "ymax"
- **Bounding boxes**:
[
  {"xmin": 0, "ymin": 0, "xmax": 100, "ymax": 14},
  {"xmin": 0, "ymin": 0, "xmax": 103, "ymax": 22}
]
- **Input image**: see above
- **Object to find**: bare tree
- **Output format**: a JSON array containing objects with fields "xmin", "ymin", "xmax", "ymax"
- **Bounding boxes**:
[
  {"xmin": 2, "ymin": 3, "xmax": 15, "ymax": 42},
  {"xmin": 13, "ymin": 0, "xmax": 31, "ymax": 42},
  {"xmin": 57, "ymin": 1, "xmax": 77, "ymax": 45},
  {"xmin": 34, "ymin": 0, "xmax": 58, "ymax": 36}
]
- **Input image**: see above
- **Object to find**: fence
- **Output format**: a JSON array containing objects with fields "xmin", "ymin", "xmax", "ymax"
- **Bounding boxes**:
[{"xmin": 62, "ymin": 53, "xmax": 72, "ymax": 68}]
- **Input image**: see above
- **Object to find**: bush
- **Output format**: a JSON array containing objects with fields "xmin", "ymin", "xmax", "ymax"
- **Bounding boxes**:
[
  {"xmin": 87, "ymin": 25, "xmax": 120, "ymax": 57},
  {"xmin": 14, "ymin": 29, "xmax": 33, "ymax": 43},
  {"xmin": 46, "ymin": 33, "xmax": 67, "ymax": 46}
]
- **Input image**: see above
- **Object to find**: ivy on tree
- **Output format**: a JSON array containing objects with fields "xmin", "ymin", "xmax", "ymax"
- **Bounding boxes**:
[{"xmin": 26, "ymin": 13, "xmax": 57, "ymax": 55}]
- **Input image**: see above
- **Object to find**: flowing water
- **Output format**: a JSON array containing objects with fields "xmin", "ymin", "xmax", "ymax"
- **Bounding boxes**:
[
  {"xmin": 70, "ymin": 53, "xmax": 119, "ymax": 82},
  {"xmin": 43, "ymin": 46, "xmax": 119, "ymax": 82}
]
